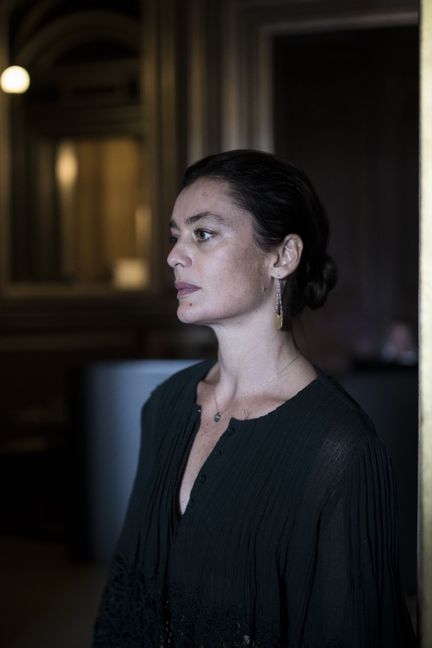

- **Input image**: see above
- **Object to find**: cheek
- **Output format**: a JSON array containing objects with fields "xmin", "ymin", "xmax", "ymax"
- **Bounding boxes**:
[{"xmin": 219, "ymin": 252, "xmax": 269, "ymax": 297}]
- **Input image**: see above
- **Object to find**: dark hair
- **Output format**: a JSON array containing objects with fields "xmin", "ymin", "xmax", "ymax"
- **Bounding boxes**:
[{"xmin": 181, "ymin": 149, "xmax": 337, "ymax": 316}]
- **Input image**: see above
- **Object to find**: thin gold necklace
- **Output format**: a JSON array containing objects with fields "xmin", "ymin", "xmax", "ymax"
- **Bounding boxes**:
[{"xmin": 212, "ymin": 352, "xmax": 301, "ymax": 423}]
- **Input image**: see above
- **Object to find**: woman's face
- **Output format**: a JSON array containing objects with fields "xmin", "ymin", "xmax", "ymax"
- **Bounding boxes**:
[{"xmin": 167, "ymin": 177, "xmax": 275, "ymax": 327}]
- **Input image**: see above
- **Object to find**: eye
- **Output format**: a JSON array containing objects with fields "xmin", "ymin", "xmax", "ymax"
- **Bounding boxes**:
[
  {"xmin": 169, "ymin": 234, "xmax": 178, "ymax": 246},
  {"xmin": 194, "ymin": 229, "xmax": 213, "ymax": 242}
]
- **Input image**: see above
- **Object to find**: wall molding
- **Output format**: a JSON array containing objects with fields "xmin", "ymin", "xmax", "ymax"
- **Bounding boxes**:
[{"xmin": 219, "ymin": 0, "xmax": 418, "ymax": 151}]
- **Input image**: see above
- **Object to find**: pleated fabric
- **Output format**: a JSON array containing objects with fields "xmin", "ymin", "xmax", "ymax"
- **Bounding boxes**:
[{"xmin": 93, "ymin": 360, "xmax": 416, "ymax": 647}]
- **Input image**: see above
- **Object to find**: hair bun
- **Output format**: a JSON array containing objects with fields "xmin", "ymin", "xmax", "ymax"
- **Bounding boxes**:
[{"xmin": 303, "ymin": 254, "xmax": 338, "ymax": 311}]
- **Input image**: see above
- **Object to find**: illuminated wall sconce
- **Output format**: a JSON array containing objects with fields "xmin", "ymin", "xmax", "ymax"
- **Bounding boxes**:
[{"xmin": 0, "ymin": 65, "xmax": 30, "ymax": 93}]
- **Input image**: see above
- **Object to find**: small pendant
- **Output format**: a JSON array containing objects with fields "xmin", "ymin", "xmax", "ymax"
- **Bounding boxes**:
[
  {"xmin": 213, "ymin": 411, "xmax": 222, "ymax": 423},
  {"xmin": 275, "ymin": 312, "xmax": 283, "ymax": 330}
]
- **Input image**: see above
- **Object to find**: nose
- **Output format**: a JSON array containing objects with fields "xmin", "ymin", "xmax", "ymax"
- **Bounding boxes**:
[{"xmin": 167, "ymin": 237, "xmax": 192, "ymax": 269}]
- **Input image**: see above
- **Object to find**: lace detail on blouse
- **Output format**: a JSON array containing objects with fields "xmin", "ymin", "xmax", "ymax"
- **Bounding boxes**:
[{"xmin": 93, "ymin": 554, "xmax": 281, "ymax": 647}]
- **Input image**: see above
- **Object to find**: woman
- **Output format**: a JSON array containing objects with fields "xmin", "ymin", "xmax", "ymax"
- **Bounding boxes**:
[{"xmin": 94, "ymin": 150, "xmax": 416, "ymax": 646}]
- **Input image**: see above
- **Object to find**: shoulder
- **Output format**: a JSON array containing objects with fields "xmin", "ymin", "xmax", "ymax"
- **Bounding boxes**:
[
  {"xmin": 156, "ymin": 358, "xmax": 214, "ymax": 395},
  {"xmin": 289, "ymin": 372, "xmax": 387, "ymax": 489},
  {"xmin": 146, "ymin": 358, "xmax": 215, "ymax": 410},
  {"xmin": 309, "ymin": 372, "xmax": 377, "ymax": 445},
  {"xmin": 139, "ymin": 359, "xmax": 215, "ymax": 442}
]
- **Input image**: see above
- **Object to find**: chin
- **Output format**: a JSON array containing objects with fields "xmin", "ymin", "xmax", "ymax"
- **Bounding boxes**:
[
  {"xmin": 176, "ymin": 305, "xmax": 201, "ymax": 325},
  {"xmin": 176, "ymin": 304, "xmax": 214, "ymax": 326}
]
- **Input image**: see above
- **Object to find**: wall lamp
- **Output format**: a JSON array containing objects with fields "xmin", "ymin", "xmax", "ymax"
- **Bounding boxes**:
[{"xmin": 0, "ymin": 65, "xmax": 30, "ymax": 94}]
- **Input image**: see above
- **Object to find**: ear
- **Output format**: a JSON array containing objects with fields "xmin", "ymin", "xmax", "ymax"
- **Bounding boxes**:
[{"xmin": 270, "ymin": 234, "xmax": 303, "ymax": 279}]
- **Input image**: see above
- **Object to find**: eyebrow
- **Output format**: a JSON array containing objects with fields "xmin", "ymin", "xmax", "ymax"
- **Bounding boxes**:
[{"xmin": 170, "ymin": 211, "xmax": 229, "ymax": 229}]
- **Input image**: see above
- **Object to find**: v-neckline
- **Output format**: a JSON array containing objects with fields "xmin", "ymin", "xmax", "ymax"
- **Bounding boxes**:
[{"xmin": 174, "ymin": 359, "xmax": 322, "ymax": 523}]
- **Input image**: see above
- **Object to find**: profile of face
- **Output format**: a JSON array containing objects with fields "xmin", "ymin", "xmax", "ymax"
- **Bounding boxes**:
[{"xmin": 167, "ymin": 177, "xmax": 280, "ymax": 328}]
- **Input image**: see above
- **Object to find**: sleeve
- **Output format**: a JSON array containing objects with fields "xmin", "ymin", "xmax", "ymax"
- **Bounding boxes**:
[{"xmin": 302, "ymin": 437, "xmax": 416, "ymax": 648}]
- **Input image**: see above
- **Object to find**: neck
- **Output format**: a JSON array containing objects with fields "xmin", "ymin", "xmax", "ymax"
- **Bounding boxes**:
[{"xmin": 208, "ymin": 316, "xmax": 300, "ymax": 397}]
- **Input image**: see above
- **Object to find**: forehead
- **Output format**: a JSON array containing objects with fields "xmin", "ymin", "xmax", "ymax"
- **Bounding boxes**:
[{"xmin": 171, "ymin": 177, "xmax": 250, "ymax": 228}]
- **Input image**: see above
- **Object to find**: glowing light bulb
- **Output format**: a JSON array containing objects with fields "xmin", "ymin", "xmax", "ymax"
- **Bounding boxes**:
[{"xmin": 0, "ymin": 66, "xmax": 30, "ymax": 94}]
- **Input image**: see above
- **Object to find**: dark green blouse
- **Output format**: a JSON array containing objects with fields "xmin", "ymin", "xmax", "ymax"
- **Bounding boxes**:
[{"xmin": 94, "ymin": 360, "xmax": 415, "ymax": 647}]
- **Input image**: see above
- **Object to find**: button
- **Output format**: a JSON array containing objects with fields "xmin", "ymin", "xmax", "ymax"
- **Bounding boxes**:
[
  {"xmin": 199, "ymin": 474, "xmax": 207, "ymax": 484},
  {"xmin": 215, "ymin": 448, "xmax": 223, "ymax": 456},
  {"xmin": 227, "ymin": 427, "xmax": 235, "ymax": 436}
]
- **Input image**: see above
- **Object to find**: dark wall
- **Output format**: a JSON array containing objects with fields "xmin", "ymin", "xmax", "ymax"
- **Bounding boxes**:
[{"xmin": 273, "ymin": 26, "xmax": 418, "ymax": 370}]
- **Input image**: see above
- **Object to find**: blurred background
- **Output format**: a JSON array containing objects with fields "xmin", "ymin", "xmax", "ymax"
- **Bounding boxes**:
[{"xmin": 0, "ymin": 0, "xmax": 418, "ymax": 645}]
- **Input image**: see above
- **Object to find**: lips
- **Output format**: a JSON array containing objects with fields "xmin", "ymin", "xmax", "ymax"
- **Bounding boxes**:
[{"xmin": 174, "ymin": 281, "xmax": 201, "ymax": 298}]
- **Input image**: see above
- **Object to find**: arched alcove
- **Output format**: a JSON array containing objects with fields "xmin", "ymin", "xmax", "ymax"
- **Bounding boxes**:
[{"xmin": 3, "ymin": 0, "xmax": 152, "ymax": 290}]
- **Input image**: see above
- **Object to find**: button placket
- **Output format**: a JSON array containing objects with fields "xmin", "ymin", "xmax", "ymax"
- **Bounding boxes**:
[{"xmin": 178, "ymin": 421, "xmax": 236, "ymax": 529}]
